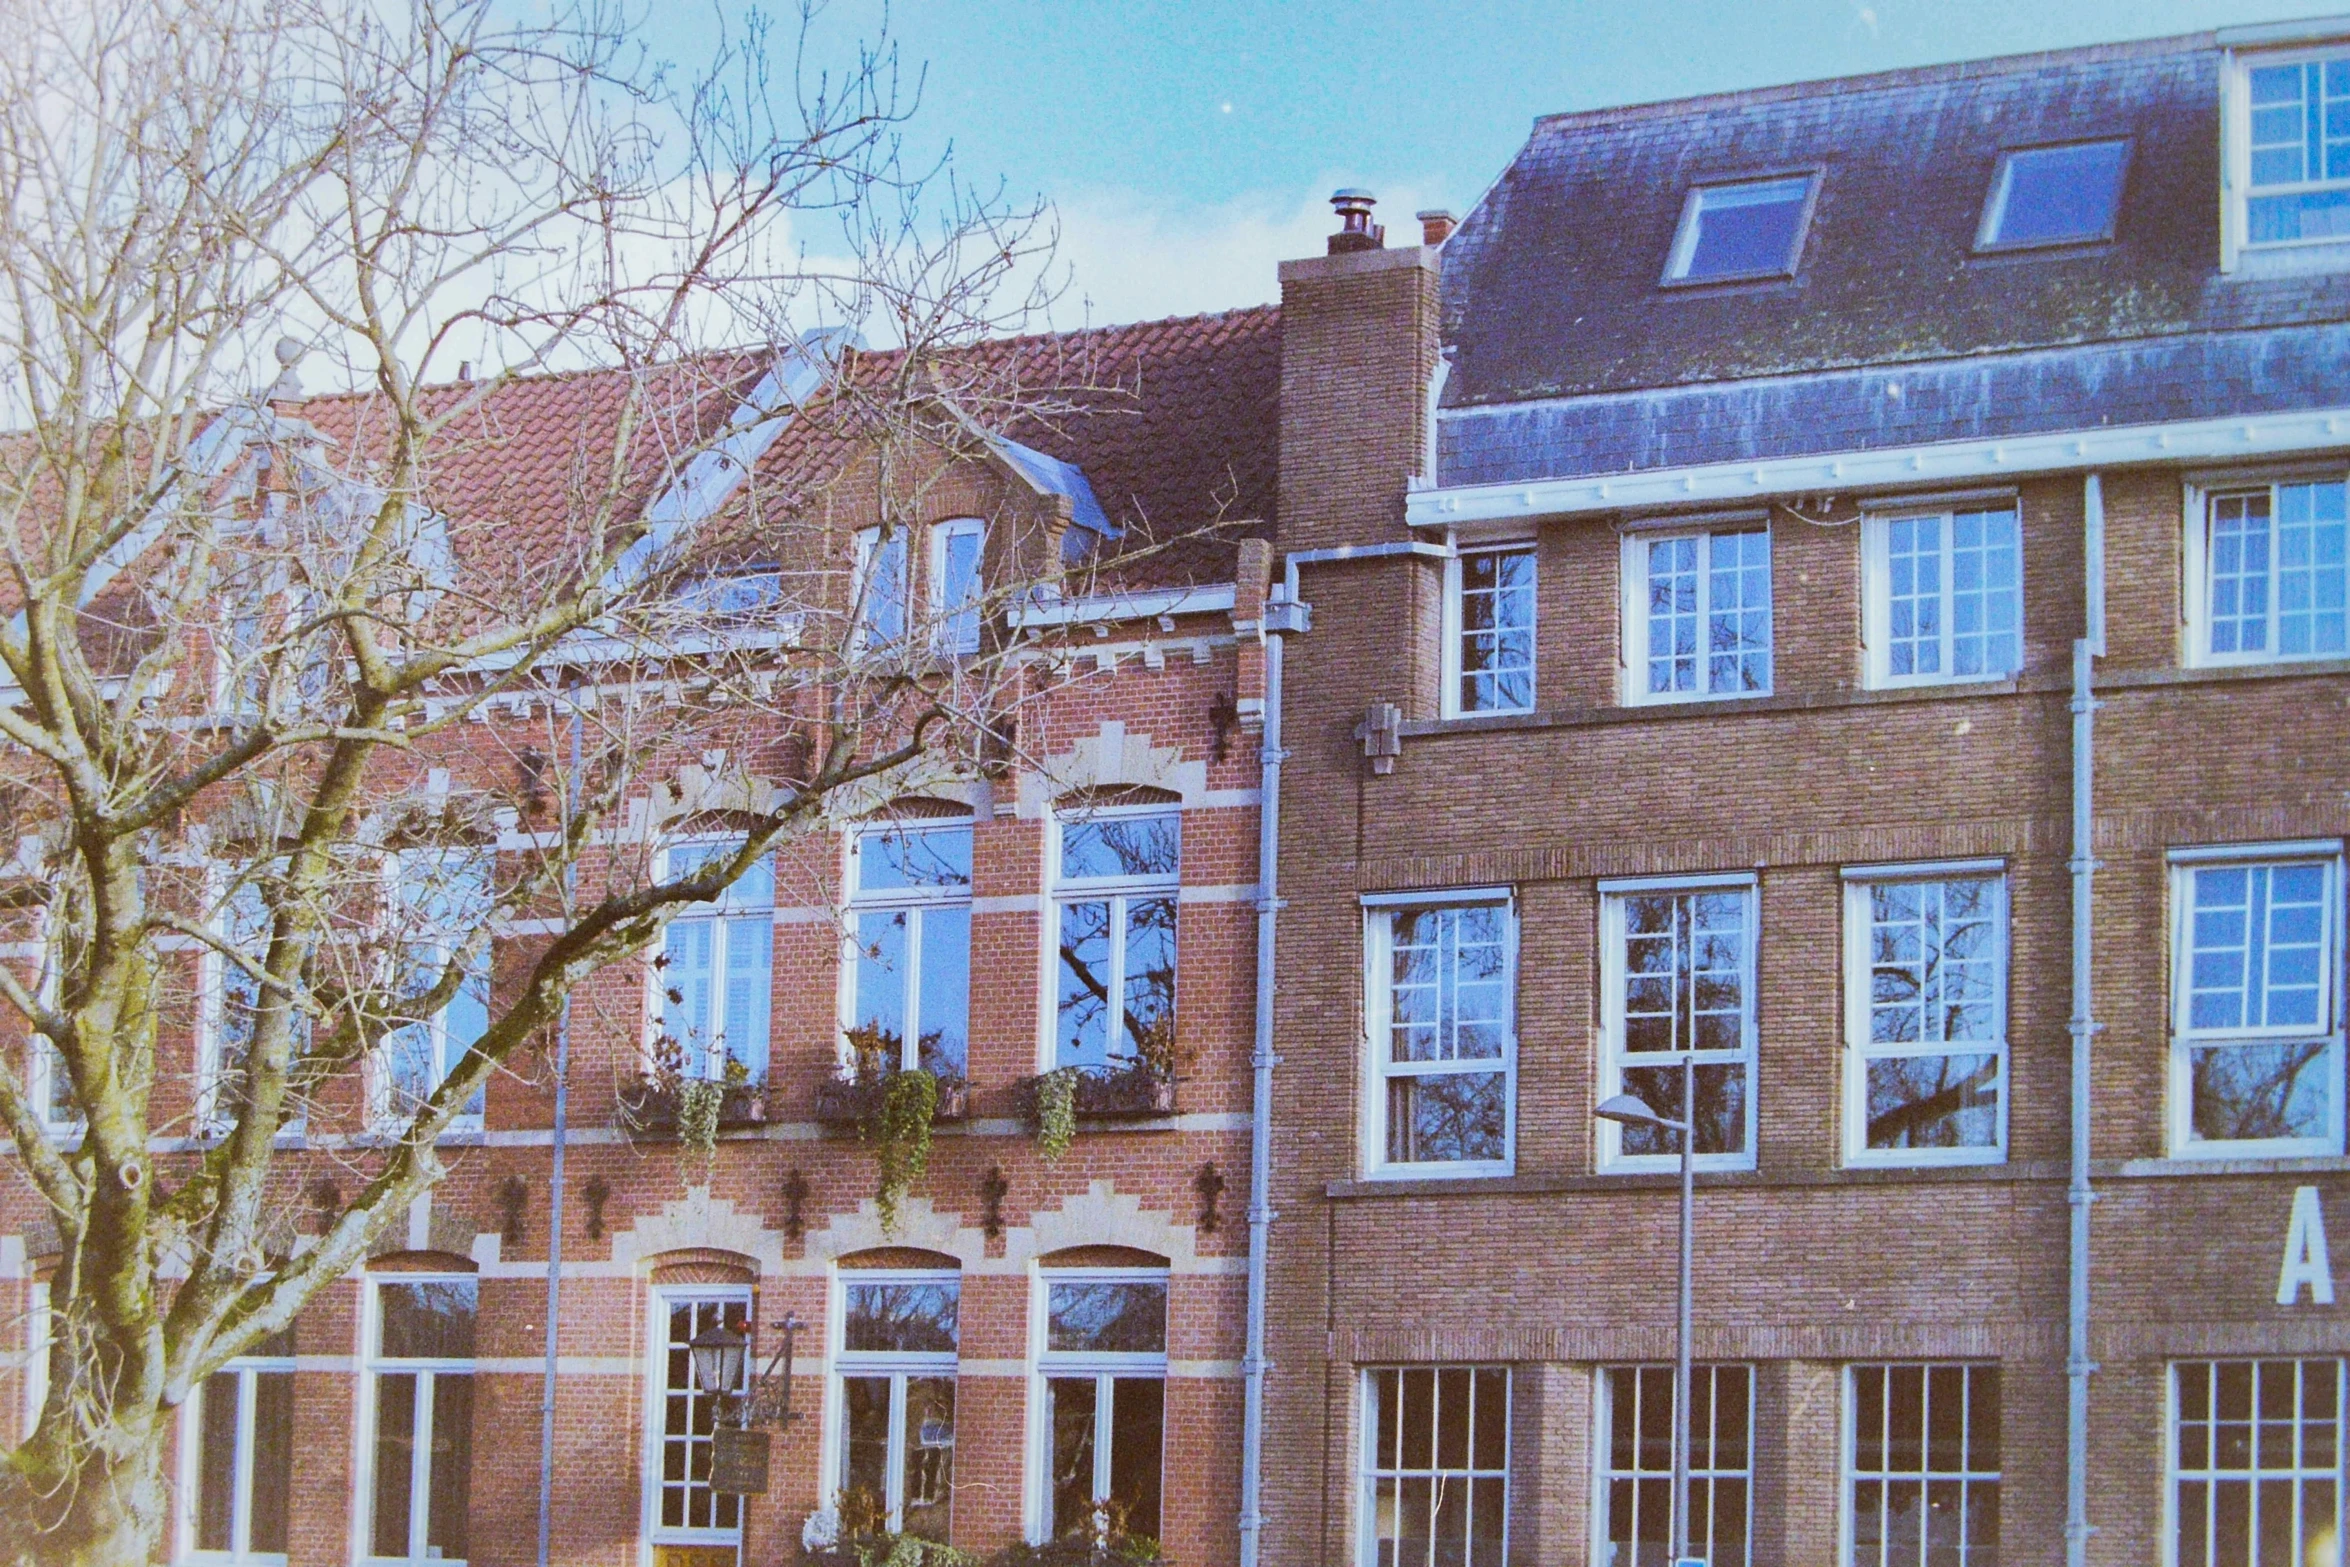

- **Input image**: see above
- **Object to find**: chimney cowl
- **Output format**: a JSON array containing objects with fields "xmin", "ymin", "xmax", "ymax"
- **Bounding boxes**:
[
  {"xmin": 1328, "ymin": 188, "xmax": 1385, "ymax": 254},
  {"xmin": 1416, "ymin": 209, "xmax": 1458, "ymax": 246}
]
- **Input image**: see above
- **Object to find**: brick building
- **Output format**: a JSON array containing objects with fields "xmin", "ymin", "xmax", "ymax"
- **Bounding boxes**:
[
  {"xmin": 1, "ymin": 309, "xmax": 1283, "ymax": 1565},
  {"xmin": 1257, "ymin": 20, "xmax": 2350, "ymax": 1567}
]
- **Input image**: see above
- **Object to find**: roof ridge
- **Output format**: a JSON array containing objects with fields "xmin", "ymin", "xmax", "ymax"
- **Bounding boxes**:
[{"xmin": 1528, "ymin": 27, "xmax": 2213, "ymax": 136}]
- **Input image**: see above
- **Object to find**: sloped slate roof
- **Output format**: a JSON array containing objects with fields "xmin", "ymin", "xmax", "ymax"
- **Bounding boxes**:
[{"xmin": 1435, "ymin": 30, "xmax": 2350, "ymax": 485}]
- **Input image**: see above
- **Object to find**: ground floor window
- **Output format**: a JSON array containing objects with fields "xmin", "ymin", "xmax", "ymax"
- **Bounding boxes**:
[
  {"xmin": 1846, "ymin": 1363, "xmax": 1999, "ymax": 1567},
  {"xmin": 1598, "ymin": 1363, "xmax": 1751, "ymax": 1567},
  {"xmin": 1039, "ymin": 1272, "xmax": 1167, "ymax": 1545},
  {"xmin": 1360, "ymin": 1366, "xmax": 1510, "ymax": 1567},
  {"xmin": 837, "ymin": 1272, "xmax": 959, "ymax": 1540},
  {"xmin": 652, "ymin": 1292, "xmax": 752, "ymax": 1548},
  {"xmin": 2173, "ymin": 1358, "xmax": 2345, "ymax": 1566},
  {"xmin": 366, "ymin": 1278, "xmax": 475, "ymax": 1566},
  {"xmin": 188, "ymin": 1330, "xmax": 295, "ymax": 1562}
]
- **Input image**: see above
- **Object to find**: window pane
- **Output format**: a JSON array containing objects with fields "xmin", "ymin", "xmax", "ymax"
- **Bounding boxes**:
[
  {"xmin": 370, "ymin": 1372, "xmax": 418, "ymax": 1558},
  {"xmin": 1847, "ymin": 1364, "xmax": 1999, "ymax": 1567},
  {"xmin": 2189, "ymin": 1040, "xmax": 2334, "ymax": 1143},
  {"xmin": 939, "ymin": 524, "xmax": 985, "ymax": 654},
  {"xmin": 841, "ymin": 1375, "xmax": 891, "ymax": 1531},
  {"xmin": 659, "ymin": 1297, "xmax": 747, "ymax": 1536},
  {"xmin": 1458, "ymin": 548, "xmax": 1536, "ymax": 714},
  {"xmin": 1646, "ymin": 536, "xmax": 1700, "ymax": 694},
  {"xmin": 851, "ymin": 909, "xmax": 909, "ymax": 1070},
  {"xmin": 2209, "ymin": 494, "xmax": 2274, "ymax": 655},
  {"xmin": 660, "ymin": 915, "xmax": 715, "ymax": 1072},
  {"xmin": 1121, "ymin": 896, "xmax": 1177, "ymax": 1066},
  {"xmin": 1948, "ymin": 509, "xmax": 2022, "ymax": 678},
  {"xmin": 720, "ymin": 914, "xmax": 771, "ymax": 1079},
  {"xmin": 1886, "ymin": 514, "xmax": 1944, "ymax": 678},
  {"xmin": 1365, "ymin": 1368, "xmax": 1514, "ymax": 1567},
  {"xmin": 1048, "ymin": 1377, "xmax": 1098, "ymax": 1541},
  {"xmin": 916, "ymin": 905, "xmax": 971, "ymax": 1078},
  {"xmin": 378, "ymin": 1279, "xmax": 477, "ymax": 1361},
  {"xmin": 196, "ymin": 1372, "xmax": 240, "ymax": 1553},
  {"xmin": 2173, "ymin": 1360, "xmax": 2345, "ymax": 1567},
  {"xmin": 1386, "ymin": 1072, "xmax": 1508, "ymax": 1165},
  {"xmin": 1987, "ymin": 141, "xmax": 2128, "ymax": 247},
  {"xmin": 1108, "ymin": 1378, "xmax": 1165, "ymax": 1542},
  {"xmin": 1056, "ymin": 899, "xmax": 1112, "ymax": 1068},
  {"xmin": 1864, "ymin": 1052, "xmax": 2003, "ymax": 1149},
  {"xmin": 425, "ymin": 1373, "xmax": 472, "ymax": 1559},
  {"xmin": 1706, "ymin": 529, "xmax": 1773, "ymax": 694},
  {"xmin": 1047, "ymin": 1281, "xmax": 1167, "ymax": 1354},
  {"xmin": 1390, "ymin": 906, "xmax": 1511, "ymax": 1066},
  {"xmin": 1619, "ymin": 1063, "xmax": 1747, "ymax": 1156},
  {"xmin": 844, "ymin": 1281, "xmax": 959, "ymax": 1353},
  {"xmin": 1060, "ymin": 814, "xmax": 1180, "ymax": 881},
  {"xmin": 2275, "ymin": 481, "xmax": 2349, "ymax": 658},
  {"xmin": 904, "ymin": 1376, "xmax": 957, "ymax": 1541},
  {"xmin": 857, "ymin": 826, "xmax": 973, "ymax": 894},
  {"xmin": 250, "ymin": 1370, "xmax": 293, "ymax": 1554},
  {"xmin": 1603, "ymin": 1365, "xmax": 1753, "ymax": 1567},
  {"xmin": 859, "ymin": 528, "xmax": 907, "ymax": 644},
  {"xmin": 1677, "ymin": 177, "xmax": 1810, "ymax": 279}
]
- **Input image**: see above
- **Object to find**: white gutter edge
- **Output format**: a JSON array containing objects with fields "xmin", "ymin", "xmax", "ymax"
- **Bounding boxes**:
[
  {"xmin": 1010, "ymin": 582, "xmax": 1236, "ymax": 628},
  {"xmin": 1408, "ymin": 404, "xmax": 2350, "ymax": 528}
]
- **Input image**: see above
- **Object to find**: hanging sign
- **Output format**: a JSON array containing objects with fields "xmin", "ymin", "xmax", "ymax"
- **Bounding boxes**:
[{"xmin": 710, "ymin": 1425, "xmax": 772, "ymax": 1495}]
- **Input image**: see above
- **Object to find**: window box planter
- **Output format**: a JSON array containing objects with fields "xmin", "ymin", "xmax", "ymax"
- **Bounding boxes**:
[
  {"xmin": 812, "ymin": 1070, "xmax": 970, "ymax": 1127},
  {"xmin": 1029, "ymin": 1064, "xmax": 1179, "ymax": 1121},
  {"xmin": 618, "ymin": 1076, "xmax": 769, "ymax": 1139}
]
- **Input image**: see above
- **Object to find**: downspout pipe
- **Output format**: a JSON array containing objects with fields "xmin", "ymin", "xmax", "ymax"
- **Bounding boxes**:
[
  {"xmin": 535, "ymin": 699, "xmax": 584, "ymax": 1567},
  {"xmin": 1239, "ymin": 539, "xmax": 1448, "ymax": 1567},
  {"xmin": 2066, "ymin": 473, "xmax": 2106, "ymax": 1567}
]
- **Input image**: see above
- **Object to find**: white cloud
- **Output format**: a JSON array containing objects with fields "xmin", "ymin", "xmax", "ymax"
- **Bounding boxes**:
[{"xmin": 1035, "ymin": 181, "xmax": 1447, "ymax": 328}]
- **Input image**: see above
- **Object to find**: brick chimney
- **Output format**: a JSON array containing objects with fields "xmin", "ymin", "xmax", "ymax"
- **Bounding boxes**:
[{"xmin": 1416, "ymin": 209, "xmax": 1458, "ymax": 246}]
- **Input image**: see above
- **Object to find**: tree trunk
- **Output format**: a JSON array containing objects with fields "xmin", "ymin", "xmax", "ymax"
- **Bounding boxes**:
[{"xmin": 1, "ymin": 1410, "xmax": 172, "ymax": 1567}]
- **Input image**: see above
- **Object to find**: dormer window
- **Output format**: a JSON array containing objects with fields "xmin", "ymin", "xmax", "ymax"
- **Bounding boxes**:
[
  {"xmin": 675, "ymin": 567, "xmax": 781, "ymax": 621},
  {"xmin": 1977, "ymin": 140, "xmax": 2128, "ymax": 250},
  {"xmin": 2245, "ymin": 51, "xmax": 2350, "ymax": 246},
  {"xmin": 1663, "ymin": 175, "xmax": 1815, "ymax": 284}
]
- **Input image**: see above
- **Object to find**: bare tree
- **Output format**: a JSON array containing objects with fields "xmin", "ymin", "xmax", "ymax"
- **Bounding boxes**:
[{"xmin": 0, "ymin": 0, "xmax": 1104, "ymax": 1557}]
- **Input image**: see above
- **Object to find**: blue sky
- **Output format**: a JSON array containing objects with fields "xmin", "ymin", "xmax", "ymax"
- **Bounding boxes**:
[{"xmin": 780, "ymin": 0, "xmax": 2335, "ymax": 324}]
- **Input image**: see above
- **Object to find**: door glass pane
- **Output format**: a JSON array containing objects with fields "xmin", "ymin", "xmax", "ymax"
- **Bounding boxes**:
[
  {"xmin": 1049, "ymin": 1377, "xmax": 1098, "ymax": 1541},
  {"xmin": 903, "ymin": 1376, "xmax": 956, "ymax": 1541},
  {"xmin": 841, "ymin": 1376, "xmax": 891, "ymax": 1533},
  {"xmin": 425, "ymin": 1373, "xmax": 472, "ymax": 1559},
  {"xmin": 370, "ymin": 1372, "xmax": 418, "ymax": 1558},
  {"xmin": 250, "ymin": 1370, "xmax": 294, "ymax": 1554},
  {"xmin": 196, "ymin": 1372, "xmax": 240, "ymax": 1552},
  {"xmin": 1108, "ymin": 1378, "xmax": 1165, "ymax": 1543}
]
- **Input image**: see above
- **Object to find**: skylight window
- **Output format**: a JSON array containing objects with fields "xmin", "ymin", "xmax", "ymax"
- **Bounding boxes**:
[
  {"xmin": 1664, "ymin": 175, "xmax": 1815, "ymax": 283},
  {"xmin": 1978, "ymin": 141, "xmax": 2129, "ymax": 250}
]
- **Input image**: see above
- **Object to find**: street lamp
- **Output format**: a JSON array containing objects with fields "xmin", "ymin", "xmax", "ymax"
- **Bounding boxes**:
[{"xmin": 1593, "ymin": 1052, "xmax": 1702, "ymax": 1567}]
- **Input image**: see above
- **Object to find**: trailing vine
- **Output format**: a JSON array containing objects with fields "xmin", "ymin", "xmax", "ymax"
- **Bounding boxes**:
[
  {"xmin": 1032, "ymin": 1066, "xmax": 1079, "ymax": 1163},
  {"xmin": 864, "ymin": 1067, "xmax": 939, "ymax": 1231},
  {"xmin": 676, "ymin": 1077, "xmax": 725, "ymax": 1177}
]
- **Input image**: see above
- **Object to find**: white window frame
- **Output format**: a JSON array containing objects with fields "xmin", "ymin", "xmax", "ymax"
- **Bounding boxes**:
[
  {"xmin": 373, "ymin": 848, "xmax": 492, "ymax": 1133},
  {"xmin": 177, "ymin": 1338, "xmax": 298, "ymax": 1565},
  {"xmin": 1360, "ymin": 892, "xmax": 1518, "ymax": 1180},
  {"xmin": 358, "ymin": 1273, "xmax": 475, "ymax": 1567},
  {"xmin": 2167, "ymin": 842, "xmax": 2347, "ymax": 1159},
  {"xmin": 1841, "ymin": 1363, "xmax": 2002, "ymax": 1567},
  {"xmin": 1974, "ymin": 140, "xmax": 2130, "ymax": 252},
  {"xmin": 930, "ymin": 517, "xmax": 987, "ymax": 656},
  {"xmin": 21, "ymin": 902, "xmax": 77, "ymax": 1139},
  {"xmin": 2222, "ymin": 41, "xmax": 2350, "ymax": 268},
  {"xmin": 842, "ymin": 822, "xmax": 974, "ymax": 1078},
  {"xmin": 1593, "ymin": 1363, "xmax": 1754, "ymax": 1567},
  {"xmin": 1619, "ymin": 526, "xmax": 1774, "ymax": 705},
  {"xmin": 1840, "ymin": 862, "xmax": 2011, "ymax": 1168},
  {"xmin": 1661, "ymin": 173, "xmax": 1820, "ymax": 284},
  {"xmin": 2182, "ymin": 473, "xmax": 2350, "ymax": 668},
  {"xmin": 1027, "ymin": 1266, "xmax": 1169, "ymax": 1546},
  {"xmin": 20, "ymin": 1279, "xmax": 49, "ymax": 1440},
  {"xmin": 827, "ymin": 1268, "xmax": 961, "ymax": 1537},
  {"xmin": 1860, "ymin": 503, "xmax": 2025, "ymax": 689},
  {"xmin": 1357, "ymin": 1365, "xmax": 1513, "ymax": 1567},
  {"xmin": 853, "ymin": 524, "xmax": 910, "ymax": 652},
  {"xmin": 198, "ymin": 861, "xmax": 311, "ymax": 1139},
  {"xmin": 1440, "ymin": 542, "xmax": 1538, "ymax": 718},
  {"xmin": 2168, "ymin": 1357, "xmax": 2349, "ymax": 1565},
  {"xmin": 1046, "ymin": 804, "xmax": 1182, "ymax": 1075},
  {"xmin": 649, "ymin": 836, "xmax": 775, "ymax": 1083},
  {"xmin": 1597, "ymin": 873, "xmax": 1760, "ymax": 1173},
  {"xmin": 642, "ymin": 1285, "xmax": 753, "ymax": 1554}
]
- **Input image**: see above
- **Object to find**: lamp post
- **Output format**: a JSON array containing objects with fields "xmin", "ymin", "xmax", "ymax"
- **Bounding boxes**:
[{"xmin": 1593, "ymin": 1053, "xmax": 1699, "ymax": 1567}]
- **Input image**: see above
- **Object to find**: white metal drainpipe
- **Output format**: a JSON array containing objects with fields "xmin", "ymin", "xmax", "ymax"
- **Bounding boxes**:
[
  {"xmin": 1240, "ymin": 540, "xmax": 1450, "ymax": 1567},
  {"xmin": 2066, "ymin": 473, "xmax": 2106, "ymax": 1567},
  {"xmin": 536, "ymin": 700, "xmax": 584, "ymax": 1567}
]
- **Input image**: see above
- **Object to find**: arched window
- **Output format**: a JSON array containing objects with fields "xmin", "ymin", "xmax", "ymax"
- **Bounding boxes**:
[
  {"xmin": 835, "ymin": 1254, "xmax": 961, "ymax": 1541},
  {"xmin": 1035, "ymin": 1251, "xmax": 1168, "ymax": 1545},
  {"xmin": 1050, "ymin": 794, "xmax": 1180, "ymax": 1076}
]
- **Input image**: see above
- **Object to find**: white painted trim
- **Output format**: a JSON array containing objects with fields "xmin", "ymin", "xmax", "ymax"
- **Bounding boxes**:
[
  {"xmin": 2167, "ymin": 839, "xmax": 2346, "ymax": 864},
  {"xmin": 1439, "ymin": 541, "xmax": 1539, "ymax": 720},
  {"xmin": 1859, "ymin": 503, "xmax": 2025, "ymax": 691},
  {"xmin": 1596, "ymin": 882, "xmax": 1760, "ymax": 1174},
  {"xmin": 1359, "ymin": 886, "xmax": 1514, "ymax": 909},
  {"xmin": 1360, "ymin": 898, "xmax": 1519, "ymax": 1182},
  {"xmin": 1011, "ymin": 583, "xmax": 1237, "ymax": 628},
  {"xmin": 1595, "ymin": 870, "xmax": 1759, "ymax": 894},
  {"xmin": 1409, "ymin": 406, "xmax": 2350, "ymax": 531},
  {"xmin": 1841, "ymin": 857, "xmax": 2008, "ymax": 881}
]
